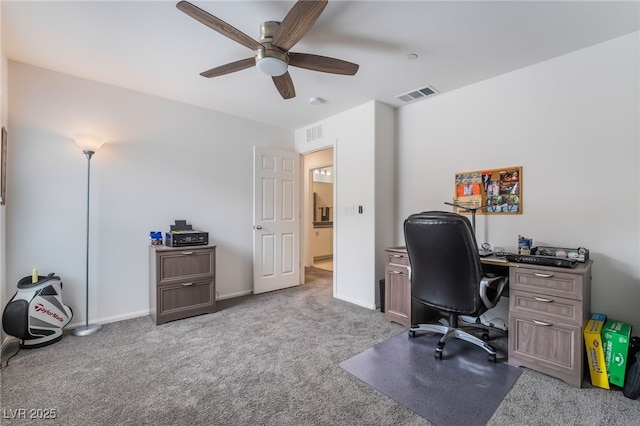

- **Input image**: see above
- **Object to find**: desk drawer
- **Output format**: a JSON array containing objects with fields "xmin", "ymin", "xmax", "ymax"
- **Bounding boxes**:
[
  {"xmin": 510, "ymin": 267, "xmax": 583, "ymax": 300},
  {"xmin": 386, "ymin": 252, "xmax": 409, "ymax": 267},
  {"xmin": 158, "ymin": 249, "xmax": 215, "ymax": 284},
  {"xmin": 157, "ymin": 279, "xmax": 216, "ymax": 323},
  {"xmin": 510, "ymin": 290, "xmax": 582, "ymax": 326},
  {"xmin": 387, "ymin": 263, "xmax": 409, "ymax": 275},
  {"xmin": 508, "ymin": 312, "xmax": 583, "ymax": 388}
]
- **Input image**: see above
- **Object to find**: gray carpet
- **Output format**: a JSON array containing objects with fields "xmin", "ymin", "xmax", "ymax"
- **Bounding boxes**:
[
  {"xmin": 1, "ymin": 267, "xmax": 639, "ymax": 425},
  {"xmin": 340, "ymin": 331, "xmax": 522, "ymax": 426}
]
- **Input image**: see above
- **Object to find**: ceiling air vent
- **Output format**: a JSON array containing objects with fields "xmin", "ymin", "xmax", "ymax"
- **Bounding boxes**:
[
  {"xmin": 396, "ymin": 85, "xmax": 439, "ymax": 103},
  {"xmin": 306, "ymin": 123, "xmax": 324, "ymax": 143}
]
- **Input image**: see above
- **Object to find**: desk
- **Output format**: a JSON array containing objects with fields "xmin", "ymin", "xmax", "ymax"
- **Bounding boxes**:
[{"xmin": 384, "ymin": 246, "xmax": 592, "ymax": 388}]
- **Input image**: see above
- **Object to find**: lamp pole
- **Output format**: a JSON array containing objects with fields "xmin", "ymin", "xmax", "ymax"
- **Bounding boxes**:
[
  {"xmin": 72, "ymin": 149, "xmax": 102, "ymax": 336},
  {"xmin": 444, "ymin": 201, "xmax": 493, "ymax": 256},
  {"xmin": 444, "ymin": 201, "xmax": 490, "ymax": 233}
]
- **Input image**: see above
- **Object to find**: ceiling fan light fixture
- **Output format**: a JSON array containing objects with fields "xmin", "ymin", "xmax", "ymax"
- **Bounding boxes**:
[
  {"xmin": 256, "ymin": 57, "xmax": 288, "ymax": 77},
  {"xmin": 178, "ymin": 1, "xmax": 358, "ymax": 99}
]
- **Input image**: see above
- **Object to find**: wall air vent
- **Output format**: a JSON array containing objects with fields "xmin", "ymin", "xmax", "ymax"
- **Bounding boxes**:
[
  {"xmin": 306, "ymin": 123, "xmax": 324, "ymax": 143},
  {"xmin": 395, "ymin": 85, "xmax": 439, "ymax": 103}
]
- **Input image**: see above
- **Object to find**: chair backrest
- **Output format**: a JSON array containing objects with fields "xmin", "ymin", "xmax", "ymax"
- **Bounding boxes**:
[{"xmin": 404, "ymin": 211, "xmax": 483, "ymax": 316}]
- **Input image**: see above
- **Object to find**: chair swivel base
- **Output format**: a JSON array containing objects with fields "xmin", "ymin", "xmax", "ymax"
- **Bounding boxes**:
[{"xmin": 409, "ymin": 323, "xmax": 497, "ymax": 362}]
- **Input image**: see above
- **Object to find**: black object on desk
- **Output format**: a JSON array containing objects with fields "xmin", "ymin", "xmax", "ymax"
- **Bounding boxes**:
[
  {"xmin": 165, "ymin": 220, "xmax": 209, "ymax": 247},
  {"xmin": 505, "ymin": 253, "xmax": 577, "ymax": 268}
]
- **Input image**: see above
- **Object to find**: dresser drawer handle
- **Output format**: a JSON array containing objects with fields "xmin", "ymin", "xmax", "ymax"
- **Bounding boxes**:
[
  {"xmin": 392, "ymin": 254, "xmax": 405, "ymax": 258},
  {"xmin": 532, "ymin": 319, "xmax": 553, "ymax": 326},
  {"xmin": 181, "ymin": 251, "xmax": 195, "ymax": 255},
  {"xmin": 389, "ymin": 270, "xmax": 403, "ymax": 275},
  {"xmin": 181, "ymin": 282, "xmax": 194, "ymax": 286},
  {"xmin": 533, "ymin": 296, "xmax": 554, "ymax": 303},
  {"xmin": 533, "ymin": 272, "xmax": 554, "ymax": 278}
]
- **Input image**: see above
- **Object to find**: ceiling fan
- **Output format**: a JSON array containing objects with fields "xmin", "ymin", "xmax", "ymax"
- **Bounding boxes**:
[{"xmin": 176, "ymin": 0, "xmax": 359, "ymax": 100}]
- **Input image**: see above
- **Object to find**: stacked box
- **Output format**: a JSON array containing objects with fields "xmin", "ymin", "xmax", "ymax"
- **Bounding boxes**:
[
  {"xmin": 584, "ymin": 313, "xmax": 609, "ymax": 389},
  {"xmin": 602, "ymin": 319, "xmax": 632, "ymax": 387}
]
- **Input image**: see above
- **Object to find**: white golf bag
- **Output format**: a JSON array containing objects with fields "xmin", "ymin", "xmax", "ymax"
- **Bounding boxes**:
[{"xmin": 2, "ymin": 273, "xmax": 73, "ymax": 348}]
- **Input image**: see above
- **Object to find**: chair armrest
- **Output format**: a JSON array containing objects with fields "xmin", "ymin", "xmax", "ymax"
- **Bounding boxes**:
[{"xmin": 480, "ymin": 275, "xmax": 507, "ymax": 309}]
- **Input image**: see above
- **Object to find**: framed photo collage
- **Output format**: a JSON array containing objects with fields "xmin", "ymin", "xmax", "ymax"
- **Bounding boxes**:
[{"xmin": 452, "ymin": 166, "xmax": 522, "ymax": 215}]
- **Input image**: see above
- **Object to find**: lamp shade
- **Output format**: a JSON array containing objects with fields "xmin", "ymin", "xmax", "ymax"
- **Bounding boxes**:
[{"xmin": 73, "ymin": 134, "xmax": 105, "ymax": 152}]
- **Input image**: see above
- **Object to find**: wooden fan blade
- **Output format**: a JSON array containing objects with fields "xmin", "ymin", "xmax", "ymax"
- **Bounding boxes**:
[
  {"xmin": 271, "ymin": 0, "xmax": 328, "ymax": 52},
  {"xmin": 289, "ymin": 52, "xmax": 359, "ymax": 75},
  {"xmin": 200, "ymin": 57, "xmax": 256, "ymax": 78},
  {"xmin": 177, "ymin": 1, "xmax": 262, "ymax": 51},
  {"xmin": 272, "ymin": 72, "xmax": 296, "ymax": 99}
]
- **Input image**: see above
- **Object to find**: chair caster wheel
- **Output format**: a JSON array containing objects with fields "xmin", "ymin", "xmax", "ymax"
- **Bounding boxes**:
[
  {"xmin": 482, "ymin": 332, "xmax": 490, "ymax": 341},
  {"xmin": 488, "ymin": 354, "xmax": 497, "ymax": 363},
  {"xmin": 435, "ymin": 351, "xmax": 443, "ymax": 360},
  {"xmin": 408, "ymin": 330, "xmax": 416, "ymax": 338}
]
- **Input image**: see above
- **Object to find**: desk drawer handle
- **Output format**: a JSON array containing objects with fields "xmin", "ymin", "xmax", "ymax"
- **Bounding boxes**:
[
  {"xmin": 389, "ymin": 270, "xmax": 403, "ymax": 275},
  {"xmin": 534, "ymin": 272, "xmax": 554, "ymax": 278},
  {"xmin": 533, "ymin": 319, "xmax": 553, "ymax": 326},
  {"xmin": 392, "ymin": 254, "xmax": 405, "ymax": 258},
  {"xmin": 181, "ymin": 282, "xmax": 194, "ymax": 286},
  {"xmin": 533, "ymin": 296, "xmax": 554, "ymax": 303},
  {"xmin": 181, "ymin": 251, "xmax": 194, "ymax": 255}
]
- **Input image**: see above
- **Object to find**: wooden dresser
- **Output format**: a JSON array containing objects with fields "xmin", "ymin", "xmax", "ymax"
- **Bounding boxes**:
[
  {"xmin": 383, "ymin": 246, "xmax": 593, "ymax": 388},
  {"xmin": 149, "ymin": 244, "xmax": 217, "ymax": 325}
]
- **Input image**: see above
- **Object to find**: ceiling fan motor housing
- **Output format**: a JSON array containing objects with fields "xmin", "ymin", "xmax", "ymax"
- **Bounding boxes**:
[{"xmin": 259, "ymin": 21, "xmax": 280, "ymax": 43}]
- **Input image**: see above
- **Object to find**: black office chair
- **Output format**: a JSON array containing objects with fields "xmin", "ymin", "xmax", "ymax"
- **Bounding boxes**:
[{"xmin": 404, "ymin": 211, "xmax": 507, "ymax": 362}]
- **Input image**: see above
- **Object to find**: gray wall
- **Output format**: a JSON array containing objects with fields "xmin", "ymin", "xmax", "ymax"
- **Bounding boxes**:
[
  {"xmin": 296, "ymin": 102, "xmax": 396, "ymax": 310},
  {"xmin": 6, "ymin": 62, "xmax": 294, "ymax": 328},
  {"xmin": 396, "ymin": 33, "xmax": 640, "ymax": 331}
]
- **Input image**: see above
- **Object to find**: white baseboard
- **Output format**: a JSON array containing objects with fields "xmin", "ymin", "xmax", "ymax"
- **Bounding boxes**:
[
  {"xmin": 335, "ymin": 294, "xmax": 376, "ymax": 310},
  {"xmin": 63, "ymin": 293, "xmax": 257, "ymax": 329},
  {"xmin": 65, "ymin": 309, "xmax": 149, "ymax": 330},
  {"xmin": 8, "ymin": 292, "xmax": 261, "ymax": 338},
  {"xmin": 218, "ymin": 290, "xmax": 252, "ymax": 300}
]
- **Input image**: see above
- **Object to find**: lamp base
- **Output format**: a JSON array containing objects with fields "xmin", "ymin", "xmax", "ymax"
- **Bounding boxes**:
[{"xmin": 72, "ymin": 323, "xmax": 102, "ymax": 337}]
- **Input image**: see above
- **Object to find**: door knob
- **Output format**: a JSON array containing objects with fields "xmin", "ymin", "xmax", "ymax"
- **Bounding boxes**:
[{"xmin": 255, "ymin": 225, "xmax": 262, "ymax": 230}]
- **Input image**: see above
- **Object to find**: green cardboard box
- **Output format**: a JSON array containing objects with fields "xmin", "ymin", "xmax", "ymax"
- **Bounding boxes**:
[{"xmin": 601, "ymin": 319, "xmax": 632, "ymax": 387}]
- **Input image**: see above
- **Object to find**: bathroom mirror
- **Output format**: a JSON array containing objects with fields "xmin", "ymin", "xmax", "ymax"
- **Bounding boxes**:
[{"xmin": 312, "ymin": 167, "xmax": 333, "ymax": 223}]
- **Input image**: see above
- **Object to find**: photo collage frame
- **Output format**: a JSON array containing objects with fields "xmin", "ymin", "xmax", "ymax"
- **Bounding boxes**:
[{"xmin": 452, "ymin": 166, "xmax": 522, "ymax": 215}]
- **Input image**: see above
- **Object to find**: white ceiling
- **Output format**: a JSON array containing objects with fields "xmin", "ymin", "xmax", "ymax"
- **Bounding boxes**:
[{"xmin": 2, "ymin": 1, "xmax": 639, "ymax": 130}]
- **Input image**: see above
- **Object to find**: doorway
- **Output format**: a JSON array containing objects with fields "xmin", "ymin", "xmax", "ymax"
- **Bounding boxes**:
[
  {"xmin": 311, "ymin": 165, "xmax": 333, "ymax": 271},
  {"xmin": 302, "ymin": 148, "xmax": 334, "ymax": 285}
]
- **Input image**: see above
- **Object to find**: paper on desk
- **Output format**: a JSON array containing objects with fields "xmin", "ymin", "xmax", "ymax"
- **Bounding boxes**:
[{"xmin": 483, "ymin": 256, "xmax": 508, "ymax": 263}]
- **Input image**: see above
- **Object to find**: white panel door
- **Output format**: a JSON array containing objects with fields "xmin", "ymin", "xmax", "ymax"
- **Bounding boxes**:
[{"xmin": 253, "ymin": 146, "xmax": 300, "ymax": 294}]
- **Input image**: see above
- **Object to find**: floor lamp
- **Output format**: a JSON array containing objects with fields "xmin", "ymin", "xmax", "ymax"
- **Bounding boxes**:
[{"xmin": 72, "ymin": 135, "xmax": 104, "ymax": 337}]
